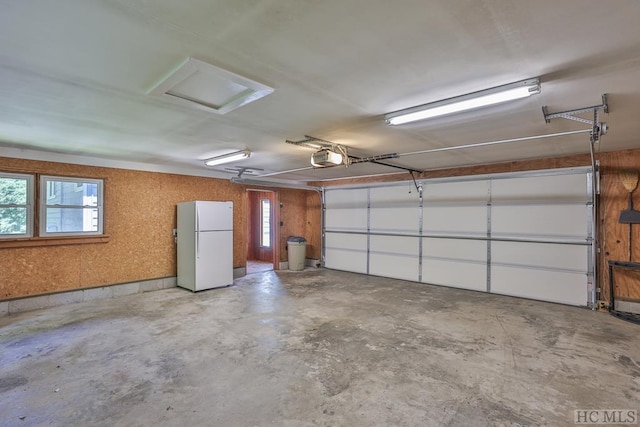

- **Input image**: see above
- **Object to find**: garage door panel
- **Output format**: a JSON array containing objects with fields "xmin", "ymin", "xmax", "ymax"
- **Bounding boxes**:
[
  {"xmin": 370, "ymin": 208, "xmax": 419, "ymax": 233},
  {"xmin": 325, "ymin": 188, "xmax": 368, "ymax": 231},
  {"xmin": 492, "ymin": 241, "xmax": 588, "ymax": 272},
  {"xmin": 370, "ymin": 235, "xmax": 419, "ymax": 256},
  {"xmin": 370, "ymin": 186, "xmax": 420, "ymax": 206},
  {"xmin": 492, "ymin": 204, "xmax": 587, "ymax": 239},
  {"xmin": 491, "ymin": 266, "xmax": 587, "ymax": 306},
  {"xmin": 422, "ymin": 237, "xmax": 487, "ymax": 261},
  {"xmin": 325, "ymin": 188, "xmax": 368, "ymax": 208},
  {"xmin": 423, "ymin": 206, "xmax": 487, "ymax": 235},
  {"xmin": 322, "ymin": 168, "xmax": 593, "ymax": 307},
  {"xmin": 423, "ymin": 180, "xmax": 489, "ymax": 202},
  {"xmin": 422, "ymin": 259, "xmax": 487, "ymax": 291},
  {"xmin": 491, "ymin": 174, "xmax": 588, "ymax": 202},
  {"xmin": 325, "ymin": 208, "xmax": 367, "ymax": 231},
  {"xmin": 421, "ymin": 237, "xmax": 487, "ymax": 291},
  {"xmin": 369, "ymin": 235, "xmax": 419, "ymax": 281},
  {"xmin": 370, "ymin": 253, "xmax": 419, "ymax": 281},
  {"xmin": 324, "ymin": 233, "xmax": 367, "ymax": 273},
  {"xmin": 369, "ymin": 186, "xmax": 420, "ymax": 233}
]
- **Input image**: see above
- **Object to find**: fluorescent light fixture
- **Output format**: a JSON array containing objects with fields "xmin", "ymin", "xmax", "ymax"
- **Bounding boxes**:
[
  {"xmin": 311, "ymin": 149, "xmax": 344, "ymax": 167},
  {"xmin": 204, "ymin": 150, "xmax": 251, "ymax": 167},
  {"xmin": 385, "ymin": 78, "xmax": 540, "ymax": 125}
]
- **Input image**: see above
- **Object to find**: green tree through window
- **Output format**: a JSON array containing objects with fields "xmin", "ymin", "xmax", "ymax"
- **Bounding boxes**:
[{"xmin": 0, "ymin": 175, "xmax": 29, "ymax": 235}]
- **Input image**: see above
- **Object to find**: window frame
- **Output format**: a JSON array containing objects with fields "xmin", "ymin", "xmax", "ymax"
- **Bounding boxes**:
[
  {"xmin": 39, "ymin": 175, "xmax": 104, "ymax": 237},
  {"xmin": 0, "ymin": 171, "xmax": 35, "ymax": 239}
]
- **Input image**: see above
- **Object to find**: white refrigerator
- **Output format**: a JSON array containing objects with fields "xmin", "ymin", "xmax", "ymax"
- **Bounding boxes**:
[{"xmin": 177, "ymin": 201, "xmax": 234, "ymax": 291}]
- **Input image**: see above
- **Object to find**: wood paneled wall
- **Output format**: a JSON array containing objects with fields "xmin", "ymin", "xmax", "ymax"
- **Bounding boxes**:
[{"xmin": 0, "ymin": 157, "xmax": 313, "ymax": 299}]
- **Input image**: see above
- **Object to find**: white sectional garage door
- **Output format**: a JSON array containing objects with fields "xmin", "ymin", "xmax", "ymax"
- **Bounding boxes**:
[{"xmin": 323, "ymin": 167, "xmax": 595, "ymax": 307}]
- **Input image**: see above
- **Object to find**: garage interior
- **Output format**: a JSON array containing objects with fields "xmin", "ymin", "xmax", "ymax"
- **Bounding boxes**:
[{"xmin": 1, "ymin": 1, "xmax": 640, "ymax": 426}]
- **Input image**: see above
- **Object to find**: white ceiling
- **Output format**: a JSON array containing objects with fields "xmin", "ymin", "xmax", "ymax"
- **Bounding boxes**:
[{"xmin": 1, "ymin": 0, "xmax": 640, "ymax": 182}]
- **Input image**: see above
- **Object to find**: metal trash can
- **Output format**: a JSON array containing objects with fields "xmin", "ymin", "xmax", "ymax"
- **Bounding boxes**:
[{"xmin": 287, "ymin": 236, "xmax": 307, "ymax": 271}]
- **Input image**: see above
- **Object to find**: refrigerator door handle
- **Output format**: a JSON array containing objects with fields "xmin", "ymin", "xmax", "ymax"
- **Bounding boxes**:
[{"xmin": 196, "ymin": 205, "xmax": 200, "ymax": 259}]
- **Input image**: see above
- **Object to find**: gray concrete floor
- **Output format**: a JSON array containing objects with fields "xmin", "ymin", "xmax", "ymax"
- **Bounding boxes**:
[{"xmin": 1, "ymin": 269, "xmax": 639, "ymax": 427}]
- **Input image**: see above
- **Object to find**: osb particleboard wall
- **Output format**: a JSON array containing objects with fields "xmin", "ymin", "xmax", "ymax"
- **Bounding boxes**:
[
  {"xmin": 312, "ymin": 150, "xmax": 640, "ymax": 304},
  {"xmin": 598, "ymin": 149, "xmax": 640, "ymax": 303},
  {"xmin": 0, "ymin": 157, "xmax": 314, "ymax": 300}
]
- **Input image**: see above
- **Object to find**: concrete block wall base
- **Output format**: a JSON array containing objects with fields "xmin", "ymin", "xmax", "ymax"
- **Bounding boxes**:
[
  {"xmin": 615, "ymin": 300, "xmax": 640, "ymax": 314},
  {"xmin": 279, "ymin": 259, "xmax": 321, "ymax": 270},
  {"xmin": 2, "ymin": 268, "xmax": 248, "ymax": 317},
  {"xmin": 233, "ymin": 267, "xmax": 246, "ymax": 278},
  {"xmin": 1, "ymin": 277, "xmax": 177, "ymax": 317},
  {"xmin": 305, "ymin": 258, "xmax": 321, "ymax": 268}
]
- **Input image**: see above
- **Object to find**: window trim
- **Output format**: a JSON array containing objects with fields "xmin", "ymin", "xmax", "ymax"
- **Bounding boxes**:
[
  {"xmin": 0, "ymin": 172, "xmax": 34, "ymax": 239},
  {"xmin": 39, "ymin": 175, "xmax": 104, "ymax": 237}
]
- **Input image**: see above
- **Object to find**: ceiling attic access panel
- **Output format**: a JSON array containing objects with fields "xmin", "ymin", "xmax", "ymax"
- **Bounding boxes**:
[{"xmin": 148, "ymin": 57, "xmax": 274, "ymax": 114}]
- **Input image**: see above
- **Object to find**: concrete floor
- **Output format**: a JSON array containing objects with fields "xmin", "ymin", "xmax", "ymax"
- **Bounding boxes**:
[
  {"xmin": 246, "ymin": 260, "xmax": 274, "ymax": 274},
  {"xmin": 1, "ymin": 269, "xmax": 639, "ymax": 427}
]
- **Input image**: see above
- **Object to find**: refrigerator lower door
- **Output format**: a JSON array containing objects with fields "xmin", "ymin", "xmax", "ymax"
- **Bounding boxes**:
[{"xmin": 195, "ymin": 230, "xmax": 233, "ymax": 290}]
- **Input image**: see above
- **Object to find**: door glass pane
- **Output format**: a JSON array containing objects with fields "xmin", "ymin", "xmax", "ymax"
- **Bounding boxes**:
[{"xmin": 261, "ymin": 199, "xmax": 270, "ymax": 247}]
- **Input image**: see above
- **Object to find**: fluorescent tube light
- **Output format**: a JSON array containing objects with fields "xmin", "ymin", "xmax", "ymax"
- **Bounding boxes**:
[
  {"xmin": 204, "ymin": 150, "xmax": 251, "ymax": 167},
  {"xmin": 385, "ymin": 78, "xmax": 540, "ymax": 125}
]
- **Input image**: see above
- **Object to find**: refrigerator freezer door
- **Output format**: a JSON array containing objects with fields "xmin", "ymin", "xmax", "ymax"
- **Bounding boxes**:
[
  {"xmin": 196, "ymin": 201, "xmax": 233, "ymax": 231},
  {"xmin": 195, "ymin": 230, "xmax": 234, "ymax": 290}
]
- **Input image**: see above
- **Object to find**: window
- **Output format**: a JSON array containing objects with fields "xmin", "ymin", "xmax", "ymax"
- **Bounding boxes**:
[
  {"xmin": 260, "ymin": 199, "xmax": 271, "ymax": 247},
  {"xmin": 0, "ymin": 172, "xmax": 34, "ymax": 238},
  {"xmin": 0, "ymin": 172, "xmax": 106, "ymax": 246},
  {"xmin": 40, "ymin": 176, "xmax": 103, "ymax": 236}
]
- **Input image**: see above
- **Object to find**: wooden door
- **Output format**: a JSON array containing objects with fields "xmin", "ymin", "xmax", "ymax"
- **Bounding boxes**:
[{"xmin": 247, "ymin": 190, "xmax": 274, "ymax": 262}]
